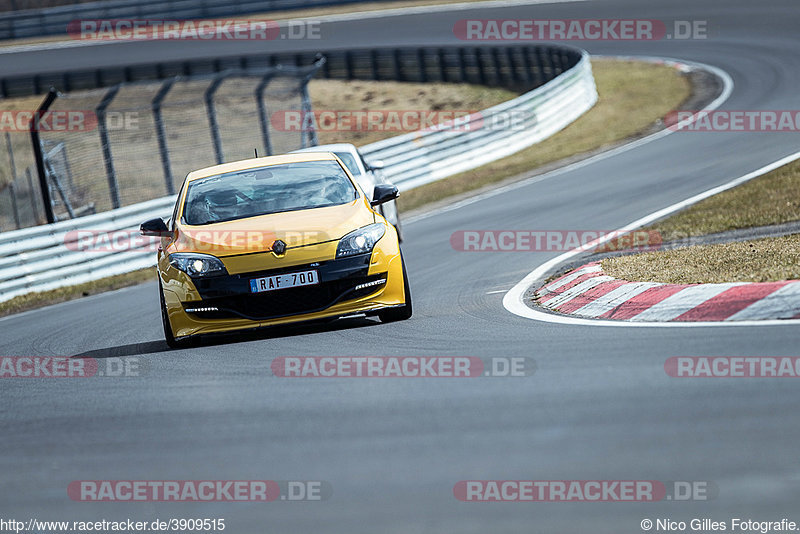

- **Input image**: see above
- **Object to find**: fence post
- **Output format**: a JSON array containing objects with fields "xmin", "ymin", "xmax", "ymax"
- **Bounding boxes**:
[
  {"xmin": 255, "ymin": 71, "xmax": 277, "ymax": 156},
  {"xmin": 25, "ymin": 167, "xmax": 40, "ymax": 223},
  {"xmin": 8, "ymin": 182, "xmax": 20, "ymax": 229},
  {"xmin": 152, "ymin": 78, "xmax": 176, "ymax": 194},
  {"xmin": 30, "ymin": 87, "xmax": 57, "ymax": 224},
  {"xmin": 5, "ymin": 132, "xmax": 17, "ymax": 185},
  {"xmin": 205, "ymin": 73, "xmax": 226, "ymax": 165},
  {"xmin": 96, "ymin": 84, "xmax": 121, "ymax": 209},
  {"xmin": 299, "ymin": 57, "xmax": 326, "ymax": 148}
]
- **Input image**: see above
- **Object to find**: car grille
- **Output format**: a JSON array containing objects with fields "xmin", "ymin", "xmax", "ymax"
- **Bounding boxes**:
[{"xmin": 185, "ymin": 274, "xmax": 386, "ymax": 321}]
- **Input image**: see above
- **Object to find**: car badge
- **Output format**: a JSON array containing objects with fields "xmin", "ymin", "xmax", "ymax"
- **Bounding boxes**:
[{"xmin": 272, "ymin": 239, "xmax": 287, "ymax": 256}]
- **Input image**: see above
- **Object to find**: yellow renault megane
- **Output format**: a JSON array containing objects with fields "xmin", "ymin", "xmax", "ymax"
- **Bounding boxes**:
[{"xmin": 140, "ymin": 153, "xmax": 411, "ymax": 348}]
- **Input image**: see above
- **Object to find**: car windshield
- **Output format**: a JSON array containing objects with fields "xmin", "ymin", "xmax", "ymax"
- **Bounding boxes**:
[
  {"xmin": 182, "ymin": 160, "xmax": 358, "ymax": 225},
  {"xmin": 334, "ymin": 151, "xmax": 362, "ymax": 176}
]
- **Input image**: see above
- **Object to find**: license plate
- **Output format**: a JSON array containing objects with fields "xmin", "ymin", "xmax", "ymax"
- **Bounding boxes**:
[{"xmin": 250, "ymin": 270, "xmax": 318, "ymax": 293}]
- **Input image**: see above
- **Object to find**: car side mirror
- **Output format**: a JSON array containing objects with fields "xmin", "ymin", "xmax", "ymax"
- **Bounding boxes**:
[
  {"xmin": 140, "ymin": 217, "xmax": 170, "ymax": 237},
  {"xmin": 370, "ymin": 184, "xmax": 398, "ymax": 206},
  {"xmin": 367, "ymin": 159, "xmax": 385, "ymax": 171}
]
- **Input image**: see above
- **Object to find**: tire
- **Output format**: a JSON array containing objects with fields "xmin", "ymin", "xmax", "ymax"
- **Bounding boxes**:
[
  {"xmin": 160, "ymin": 282, "xmax": 192, "ymax": 349},
  {"xmin": 378, "ymin": 254, "xmax": 412, "ymax": 323}
]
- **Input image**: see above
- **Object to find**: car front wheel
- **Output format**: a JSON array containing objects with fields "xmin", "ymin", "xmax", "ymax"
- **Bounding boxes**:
[
  {"xmin": 378, "ymin": 254, "xmax": 412, "ymax": 323},
  {"xmin": 160, "ymin": 281, "xmax": 192, "ymax": 349}
]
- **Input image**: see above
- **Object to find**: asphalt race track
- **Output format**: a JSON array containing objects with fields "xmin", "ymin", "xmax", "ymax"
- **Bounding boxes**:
[{"xmin": 2, "ymin": 1, "xmax": 800, "ymax": 532}]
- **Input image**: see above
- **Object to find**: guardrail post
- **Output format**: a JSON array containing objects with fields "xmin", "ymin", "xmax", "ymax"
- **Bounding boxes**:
[
  {"xmin": 370, "ymin": 50, "xmax": 380, "ymax": 80},
  {"xmin": 417, "ymin": 49, "xmax": 427, "ymax": 83},
  {"xmin": 393, "ymin": 49, "xmax": 403, "ymax": 82},
  {"xmin": 255, "ymin": 70, "xmax": 277, "ymax": 156},
  {"xmin": 152, "ymin": 78, "xmax": 176, "ymax": 194},
  {"xmin": 506, "ymin": 47, "xmax": 520, "ymax": 87},
  {"xmin": 96, "ymin": 84, "xmax": 121, "ymax": 209},
  {"xmin": 30, "ymin": 87, "xmax": 57, "ymax": 224},
  {"xmin": 476, "ymin": 48, "xmax": 487, "ymax": 85},
  {"xmin": 205, "ymin": 73, "xmax": 227, "ymax": 165},
  {"xmin": 521, "ymin": 46, "xmax": 536, "ymax": 88},
  {"xmin": 490, "ymin": 47, "xmax": 502, "ymax": 86},
  {"xmin": 345, "ymin": 51, "xmax": 354, "ymax": 80},
  {"xmin": 438, "ymin": 48, "xmax": 448, "ymax": 82},
  {"xmin": 539, "ymin": 47, "xmax": 553, "ymax": 82}
]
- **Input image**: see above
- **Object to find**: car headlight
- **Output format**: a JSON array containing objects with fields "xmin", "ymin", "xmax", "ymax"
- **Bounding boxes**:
[
  {"xmin": 336, "ymin": 223, "xmax": 386, "ymax": 258},
  {"xmin": 168, "ymin": 253, "xmax": 227, "ymax": 277}
]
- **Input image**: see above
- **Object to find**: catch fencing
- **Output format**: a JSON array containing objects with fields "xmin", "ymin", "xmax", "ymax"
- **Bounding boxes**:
[{"xmin": 0, "ymin": 60, "xmax": 321, "ymax": 230}]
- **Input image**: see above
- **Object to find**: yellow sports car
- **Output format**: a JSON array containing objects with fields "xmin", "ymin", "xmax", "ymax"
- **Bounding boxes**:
[{"xmin": 140, "ymin": 153, "xmax": 411, "ymax": 348}]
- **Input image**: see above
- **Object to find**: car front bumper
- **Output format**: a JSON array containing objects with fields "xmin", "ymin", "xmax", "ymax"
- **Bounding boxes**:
[{"xmin": 159, "ymin": 231, "xmax": 405, "ymax": 338}]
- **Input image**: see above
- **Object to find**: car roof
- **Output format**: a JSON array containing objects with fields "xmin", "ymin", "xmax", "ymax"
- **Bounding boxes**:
[
  {"xmin": 185, "ymin": 153, "xmax": 338, "ymax": 182},
  {"xmin": 292, "ymin": 143, "xmax": 358, "ymax": 154}
]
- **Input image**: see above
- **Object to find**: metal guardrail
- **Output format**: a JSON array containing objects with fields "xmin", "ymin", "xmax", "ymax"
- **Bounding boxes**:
[
  {"xmin": 0, "ymin": 196, "xmax": 174, "ymax": 301},
  {"xmin": 0, "ymin": 0, "xmax": 396, "ymax": 40},
  {"xmin": 3, "ymin": 44, "xmax": 574, "ymax": 98},
  {"xmin": 0, "ymin": 49, "xmax": 597, "ymax": 304}
]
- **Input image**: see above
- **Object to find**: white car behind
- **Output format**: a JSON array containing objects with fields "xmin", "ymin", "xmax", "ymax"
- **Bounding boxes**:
[{"xmin": 292, "ymin": 143, "xmax": 402, "ymax": 241}]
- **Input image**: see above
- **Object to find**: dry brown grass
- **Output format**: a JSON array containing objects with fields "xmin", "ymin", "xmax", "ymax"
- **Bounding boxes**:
[
  {"xmin": 602, "ymin": 234, "xmax": 800, "ymax": 284},
  {"xmin": 309, "ymin": 79, "xmax": 518, "ymax": 146}
]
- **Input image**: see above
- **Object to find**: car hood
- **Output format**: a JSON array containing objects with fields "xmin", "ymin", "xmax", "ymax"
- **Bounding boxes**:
[{"xmin": 171, "ymin": 200, "xmax": 374, "ymax": 257}]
